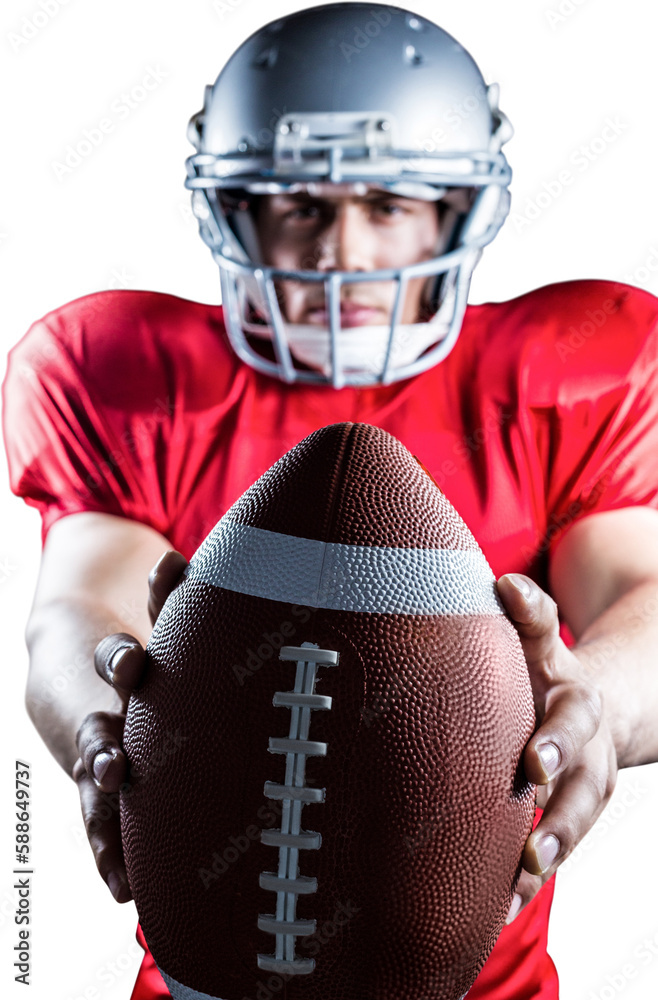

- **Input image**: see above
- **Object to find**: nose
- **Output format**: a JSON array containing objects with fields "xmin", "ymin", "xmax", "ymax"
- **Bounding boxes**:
[{"xmin": 315, "ymin": 204, "xmax": 375, "ymax": 272}]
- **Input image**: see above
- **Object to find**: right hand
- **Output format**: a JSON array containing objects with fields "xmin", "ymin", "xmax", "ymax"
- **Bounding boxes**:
[{"xmin": 73, "ymin": 550, "xmax": 188, "ymax": 902}]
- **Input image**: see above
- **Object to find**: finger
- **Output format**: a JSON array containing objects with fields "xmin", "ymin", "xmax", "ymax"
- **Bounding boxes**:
[
  {"xmin": 524, "ymin": 681, "xmax": 602, "ymax": 784},
  {"xmin": 148, "ymin": 550, "xmax": 187, "ymax": 625},
  {"xmin": 76, "ymin": 711, "xmax": 128, "ymax": 792},
  {"xmin": 94, "ymin": 633, "xmax": 145, "ymax": 693},
  {"xmin": 535, "ymin": 782, "xmax": 551, "ymax": 809},
  {"xmin": 522, "ymin": 737, "xmax": 616, "ymax": 877},
  {"xmin": 73, "ymin": 759, "xmax": 132, "ymax": 903},
  {"xmin": 505, "ymin": 869, "xmax": 552, "ymax": 925},
  {"xmin": 496, "ymin": 574, "xmax": 561, "ymax": 674}
]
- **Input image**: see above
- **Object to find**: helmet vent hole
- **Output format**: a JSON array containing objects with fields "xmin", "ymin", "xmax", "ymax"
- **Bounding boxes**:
[
  {"xmin": 406, "ymin": 14, "xmax": 425, "ymax": 31},
  {"xmin": 404, "ymin": 44, "xmax": 424, "ymax": 66},
  {"xmin": 254, "ymin": 46, "xmax": 278, "ymax": 69}
]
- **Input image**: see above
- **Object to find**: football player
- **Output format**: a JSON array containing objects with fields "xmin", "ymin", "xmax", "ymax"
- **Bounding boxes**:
[{"xmin": 5, "ymin": 4, "xmax": 658, "ymax": 998}]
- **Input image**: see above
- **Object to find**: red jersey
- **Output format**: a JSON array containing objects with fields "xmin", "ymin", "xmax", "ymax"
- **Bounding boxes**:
[{"xmin": 4, "ymin": 278, "xmax": 658, "ymax": 999}]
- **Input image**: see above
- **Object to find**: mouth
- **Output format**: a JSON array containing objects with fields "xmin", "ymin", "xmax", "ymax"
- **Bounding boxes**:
[{"xmin": 304, "ymin": 302, "xmax": 388, "ymax": 328}]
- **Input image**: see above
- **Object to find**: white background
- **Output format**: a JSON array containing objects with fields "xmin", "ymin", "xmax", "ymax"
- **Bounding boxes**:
[{"xmin": 2, "ymin": 1, "xmax": 658, "ymax": 998}]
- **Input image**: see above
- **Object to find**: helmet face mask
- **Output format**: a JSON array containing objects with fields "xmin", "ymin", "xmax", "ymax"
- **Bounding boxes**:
[{"xmin": 186, "ymin": 3, "xmax": 513, "ymax": 388}]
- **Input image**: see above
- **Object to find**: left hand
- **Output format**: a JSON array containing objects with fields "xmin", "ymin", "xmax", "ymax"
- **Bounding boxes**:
[
  {"xmin": 73, "ymin": 550, "xmax": 187, "ymax": 902},
  {"xmin": 496, "ymin": 573, "xmax": 618, "ymax": 925}
]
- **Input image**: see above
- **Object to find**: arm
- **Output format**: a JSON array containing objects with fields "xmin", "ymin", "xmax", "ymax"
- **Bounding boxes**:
[
  {"xmin": 549, "ymin": 505, "xmax": 658, "ymax": 769},
  {"xmin": 25, "ymin": 511, "xmax": 185, "ymax": 900},
  {"xmin": 500, "ymin": 504, "xmax": 658, "ymax": 923},
  {"xmin": 26, "ymin": 511, "xmax": 170, "ymax": 773}
]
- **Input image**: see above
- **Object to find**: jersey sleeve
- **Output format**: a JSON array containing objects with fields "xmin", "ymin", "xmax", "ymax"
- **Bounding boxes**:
[
  {"xmin": 3, "ymin": 307, "xmax": 171, "ymax": 546},
  {"xmin": 542, "ymin": 283, "xmax": 658, "ymax": 555}
]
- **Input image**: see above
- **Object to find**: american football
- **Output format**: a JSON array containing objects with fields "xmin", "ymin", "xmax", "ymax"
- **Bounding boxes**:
[{"xmin": 121, "ymin": 421, "xmax": 537, "ymax": 1000}]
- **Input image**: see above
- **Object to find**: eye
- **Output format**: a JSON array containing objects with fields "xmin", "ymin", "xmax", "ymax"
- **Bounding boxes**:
[
  {"xmin": 372, "ymin": 200, "xmax": 409, "ymax": 218},
  {"xmin": 285, "ymin": 203, "xmax": 323, "ymax": 221}
]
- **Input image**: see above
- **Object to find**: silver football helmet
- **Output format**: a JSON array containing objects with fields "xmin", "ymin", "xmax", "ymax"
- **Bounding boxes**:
[{"xmin": 185, "ymin": 3, "xmax": 513, "ymax": 388}]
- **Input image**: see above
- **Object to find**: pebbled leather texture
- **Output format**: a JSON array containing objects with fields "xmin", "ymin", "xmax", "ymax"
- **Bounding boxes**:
[{"xmin": 121, "ymin": 423, "xmax": 536, "ymax": 1000}]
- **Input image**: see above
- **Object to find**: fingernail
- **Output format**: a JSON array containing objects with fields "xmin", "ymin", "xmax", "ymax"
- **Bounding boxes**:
[
  {"xmin": 108, "ymin": 872, "xmax": 130, "ymax": 903},
  {"xmin": 505, "ymin": 893, "xmax": 523, "ymax": 924},
  {"xmin": 108, "ymin": 645, "xmax": 130, "ymax": 681},
  {"xmin": 149, "ymin": 551, "xmax": 168, "ymax": 584},
  {"xmin": 505, "ymin": 574, "xmax": 531, "ymax": 598},
  {"xmin": 93, "ymin": 750, "xmax": 116, "ymax": 786},
  {"xmin": 535, "ymin": 834, "xmax": 560, "ymax": 873},
  {"xmin": 537, "ymin": 742, "xmax": 561, "ymax": 779}
]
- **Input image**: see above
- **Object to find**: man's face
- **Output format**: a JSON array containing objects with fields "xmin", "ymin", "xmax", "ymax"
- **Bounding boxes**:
[{"xmin": 254, "ymin": 184, "xmax": 442, "ymax": 327}]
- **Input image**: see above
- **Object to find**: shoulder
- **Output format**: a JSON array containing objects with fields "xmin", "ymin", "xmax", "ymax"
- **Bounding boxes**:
[
  {"xmin": 6, "ymin": 290, "xmax": 235, "ymax": 408},
  {"xmin": 11, "ymin": 288, "xmax": 227, "ymax": 364},
  {"xmin": 468, "ymin": 278, "xmax": 658, "ymax": 347},
  {"xmin": 462, "ymin": 279, "xmax": 658, "ymax": 402}
]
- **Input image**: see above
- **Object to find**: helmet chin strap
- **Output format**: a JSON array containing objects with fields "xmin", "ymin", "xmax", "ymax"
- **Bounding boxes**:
[{"xmin": 245, "ymin": 284, "xmax": 457, "ymax": 382}]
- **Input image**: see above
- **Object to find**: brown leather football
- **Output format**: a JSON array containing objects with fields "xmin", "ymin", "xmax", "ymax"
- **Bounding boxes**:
[{"xmin": 121, "ymin": 421, "xmax": 536, "ymax": 1000}]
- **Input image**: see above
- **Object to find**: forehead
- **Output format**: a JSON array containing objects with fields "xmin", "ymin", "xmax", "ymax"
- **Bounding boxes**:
[
  {"xmin": 285, "ymin": 183, "xmax": 398, "ymax": 199},
  {"xmin": 254, "ymin": 182, "xmax": 444, "ymax": 204}
]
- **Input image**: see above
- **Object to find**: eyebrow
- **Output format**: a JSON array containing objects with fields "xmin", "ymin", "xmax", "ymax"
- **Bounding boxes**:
[{"xmin": 276, "ymin": 190, "xmax": 406, "ymax": 205}]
